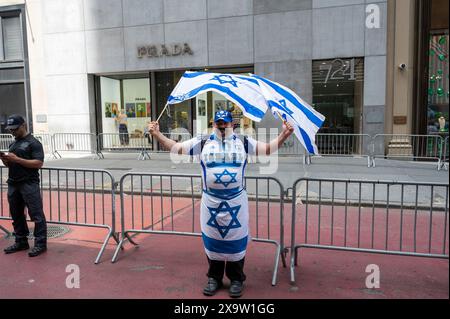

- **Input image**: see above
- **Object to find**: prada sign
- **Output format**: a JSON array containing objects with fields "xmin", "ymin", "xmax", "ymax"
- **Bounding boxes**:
[{"xmin": 137, "ymin": 43, "xmax": 193, "ymax": 58}]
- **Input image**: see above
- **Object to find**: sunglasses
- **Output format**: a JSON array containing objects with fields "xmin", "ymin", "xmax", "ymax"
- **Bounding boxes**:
[{"xmin": 8, "ymin": 123, "xmax": 25, "ymax": 132}]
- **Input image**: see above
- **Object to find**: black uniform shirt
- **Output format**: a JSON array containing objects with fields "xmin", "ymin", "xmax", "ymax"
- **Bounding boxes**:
[{"xmin": 7, "ymin": 134, "xmax": 44, "ymax": 184}]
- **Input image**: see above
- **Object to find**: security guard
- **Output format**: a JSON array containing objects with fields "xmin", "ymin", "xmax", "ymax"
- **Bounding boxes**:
[
  {"xmin": 148, "ymin": 110, "xmax": 293, "ymax": 297},
  {"xmin": 0, "ymin": 114, "xmax": 47, "ymax": 257}
]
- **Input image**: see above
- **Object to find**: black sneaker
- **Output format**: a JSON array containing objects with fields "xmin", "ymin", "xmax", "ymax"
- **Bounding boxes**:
[
  {"xmin": 28, "ymin": 246, "xmax": 47, "ymax": 257},
  {"xmin": 4, "ymin": 242, "xmax": 30, "ymax": 254},
  {"xmin": 229, "ymin": 280, "xmax": 244, "ymax": 298},
  {"xmin": 203, "ymin": 277, "xmax": 223, "ymax": 296}
]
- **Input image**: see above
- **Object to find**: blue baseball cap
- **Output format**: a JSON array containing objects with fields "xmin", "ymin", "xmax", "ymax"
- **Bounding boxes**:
[{"xmin": 214, "ymin": 110, "xmax": 232, "ymax": 123}]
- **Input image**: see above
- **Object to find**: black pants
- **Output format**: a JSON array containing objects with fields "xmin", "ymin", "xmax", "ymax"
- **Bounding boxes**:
[
  {"xmin": 119, "ymin": 124, "xmax": 129, "ymax": 145},
  {"xmin": 8, "ymin": 181, "xmax": 47, "ymax": 247},
  {"xmin": 207, "ymin": 257, "xmax": 246, "ymax": 282}
]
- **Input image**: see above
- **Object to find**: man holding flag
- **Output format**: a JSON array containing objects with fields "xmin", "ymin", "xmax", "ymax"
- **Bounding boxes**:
[
  {"xmin": 148, "ymin": 110, "xmax": 293, "ymax": 298},
  {"xmin": 147, "ymin": 70, "xmax": 323, "ymax": 297}
]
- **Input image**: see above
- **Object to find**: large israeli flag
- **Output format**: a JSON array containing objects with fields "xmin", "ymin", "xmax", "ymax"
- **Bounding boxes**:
[
  {"xmin": 200, "ymin": 191, "xmax": 249, "ymax": 261},
  {"xmin": 167, "ymin": 71, "xmax": 268, "ymax": 122},
  {"xmin": 251, "ymin": 75, "xmax": 325, "ymax": 155}
]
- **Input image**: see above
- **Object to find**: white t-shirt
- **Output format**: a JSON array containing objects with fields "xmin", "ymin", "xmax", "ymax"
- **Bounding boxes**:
[{"xmin": 181, "ymin": 133, "xmax": 257, "ymax": 199}]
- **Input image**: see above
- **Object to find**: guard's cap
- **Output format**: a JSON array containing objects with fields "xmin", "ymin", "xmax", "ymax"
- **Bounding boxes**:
[{"xmin": 5, "ymin": 114, "xmax": 25, "ymax": 130}]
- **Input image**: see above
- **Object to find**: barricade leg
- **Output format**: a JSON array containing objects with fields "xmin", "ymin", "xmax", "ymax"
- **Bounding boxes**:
[
  {"xmin": 138, "ymin": 150, "xmax": 151, "ymax": 160},
  {"xmin": 290, "ymin": 247, "xmax": 297, "ymax": 284},
  {"xmin": 281, "ymin": 247, "xmax": 288, "ymax": 267},
  {"xmin": 111, "ymin": 231, "xmax": 139, "ymax": 263},
  {"xmin": 0, "ymin": 224, "xmax": 11, "ymax": 237},
  {"xmin": 94, "ymin": 227, "xmax": 115, "ymax": 264},
  {"xmin": 111, "ymin": 238, "xmax": 125, "ymax": 263},
  {"xmin": 289, "ymin": 245, "xmax": 304, "ymax": 284},
  {"xmin": 271, "ymin": 243, "xmax": 282, "ymax": 286},
  {"xmin": 52, "ymin": 151, "xmax": 62, "ymax": 159},
  {"xmin": 302, "ymin": 154, "xmax": 311, "ymax": 165}
]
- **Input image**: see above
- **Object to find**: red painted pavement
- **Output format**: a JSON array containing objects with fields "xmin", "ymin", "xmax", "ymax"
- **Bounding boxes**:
[{"xmin": 0, "ymin": 195, "xmax": 448, "ymax": 299}]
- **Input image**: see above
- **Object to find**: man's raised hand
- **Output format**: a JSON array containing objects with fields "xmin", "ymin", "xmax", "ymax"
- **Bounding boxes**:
[
  {"xmin": 282, "ymin": 121, "xmax": 294, "ymax": 137},
  {"xmin": 148, "ymin": 121, "xmax": 160, "ymax": 135}
]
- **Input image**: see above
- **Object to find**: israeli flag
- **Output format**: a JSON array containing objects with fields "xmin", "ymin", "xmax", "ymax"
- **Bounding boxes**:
[
  {"xmin": 167, "ymin": 71, "xmax": 268, "ymax": 122},
  {"xmin": 200, "ymin": 191, "xmax": 249, "ymax": 261},
  {"xmin": 251, "ymin": 75, "xmax": 325, "ymax": 155}
]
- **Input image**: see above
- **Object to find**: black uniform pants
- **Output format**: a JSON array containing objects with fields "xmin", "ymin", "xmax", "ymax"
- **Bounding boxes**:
[
  {"xmin": 207, "ymin": 257, "xmax": 246, "ymax": 282},
  {"xmin": 8, "ymin": 181, "xmax": 47, "ymax": 247}
]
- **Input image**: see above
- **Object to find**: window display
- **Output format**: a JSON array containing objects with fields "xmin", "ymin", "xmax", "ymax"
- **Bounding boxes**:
[
  {"xmin": 98, "ymin": 75, "xmax": 151, "ymax": 149},
  {"xmin": 427, "ymin": 33, "xmax": 449, "ymax": 134}
]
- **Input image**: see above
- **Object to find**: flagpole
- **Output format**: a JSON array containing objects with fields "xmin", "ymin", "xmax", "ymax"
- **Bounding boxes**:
[
  {"xmin": 155, "ymin": 103, "xmax": 169, "ymax": 122},
  {"xmin": 275, "ymin": 111, "xmax": 287, "ymax": 124}
]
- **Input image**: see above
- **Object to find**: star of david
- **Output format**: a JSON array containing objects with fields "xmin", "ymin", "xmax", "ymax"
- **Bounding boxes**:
[
  {"xmin": 210, "ymin": 75, "xmax": 238, "ymax": 87},
  {"xmin": 214, "ymin": 169, "xmax": 238, "ymax": 187},
  {"xmin": 276, "ymin": 99, "xmax": 294, "ymax": 117},
  {"xmin": 207, "ymin": 201, "xmax": 241, "ymax": 238},
  {"xmin": 171, "ymin": 93, "xmax": 192, "ymax": 102}
]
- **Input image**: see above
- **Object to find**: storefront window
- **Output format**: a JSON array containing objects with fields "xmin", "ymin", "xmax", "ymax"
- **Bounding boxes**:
[
  {"xmin": 1, "ymin": 15, "xmax": 23, "ymax": 61},
  {"xmin": 427, "ymin": 33, "xmax": 449, "ymax": 134},
  {"xmin": 98, "ymin": 75, "xmax": 151, "ymax": 147},
  {"xmin": 312, "ymin": 58, "xmax": 364, "ymax": 134}
]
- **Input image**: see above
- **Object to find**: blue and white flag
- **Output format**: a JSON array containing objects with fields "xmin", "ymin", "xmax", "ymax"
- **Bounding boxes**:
[
  {"xmin": 251, "ymin": 75, "xmax": 325, "ymax": 155},
  {"xmin": 167, "ymin": 71, "xmax": 268, "ymax": 122},
  {"xmin": 201, "ymin": 191, "xmax": 249, "ymax": 261}
]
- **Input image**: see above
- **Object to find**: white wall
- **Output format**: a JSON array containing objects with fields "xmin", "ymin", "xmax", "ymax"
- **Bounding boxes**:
[{"xmin": 122, "ymin": 78, "xmax": 151, "ymax": 133}]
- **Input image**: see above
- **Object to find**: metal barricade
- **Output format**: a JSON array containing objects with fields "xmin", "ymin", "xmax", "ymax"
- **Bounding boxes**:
[
  {"xmin": 97, "ymin": 133, "xmax": 151, "ymax": 160},
  {"xmin": 0, "ymin": 134, "xmax": 14, "ymax": 151},
  {"xmin": 111, "ymin": 173, "xmax": 286, "ymax": 286},
  {"xmin": 257, "ymin": 133, "xmax": 304, "ymax": 156},
  {"xmin": 52, "ymin": 133, "xmax": 99, "ymax": 159},
  {"xmin": 155, "ymin": 132, "xmax": 193, "ymax": 152},
  {"xmin": 304, "ymin": 133, "xmax": 373, "ymax": 167},
  {"xmin": 371, "ymin": 134, "xmax": 443, "ymax": 170},
  {"xmin": 441, "ymin": 136, "xmax": 449, "ymax": 171},
  {"xmin": 0, "ymin": 166, "xmax": 119, "ymax": 263},
  {"xmin": 288, "ymin": 178, "xmax": 449, "ymax": 284}
]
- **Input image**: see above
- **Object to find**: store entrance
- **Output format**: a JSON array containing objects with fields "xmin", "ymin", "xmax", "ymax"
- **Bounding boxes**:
[{"xmin": 313, "ymin": 58, "xmax": 364, "ymax": 135}]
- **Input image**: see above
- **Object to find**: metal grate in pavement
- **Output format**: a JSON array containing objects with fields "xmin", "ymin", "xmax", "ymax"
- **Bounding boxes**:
[{"xmin": 5, "ymin": 225, "xmax": 70, "ymax": 240}]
